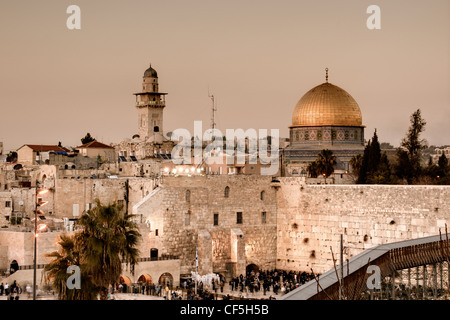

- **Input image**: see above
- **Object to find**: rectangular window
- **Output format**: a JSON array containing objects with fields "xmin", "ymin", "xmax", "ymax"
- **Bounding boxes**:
[
  {"xmin": 5, "ymin": 201, "xmax": 11, "ymax": 208},
  {"xmin": 155, "ymin": 229, "xmax": 159, "ymax": 236},
  {"xmin": 73, "ymin": 204, "xmax": 79, "ymax": 217},
  {"xmin": 236, "ymin": 212, "xmax": 243, "ymax": 224},
  {"xmin": 261, "ymin": 211, "xmax": 267, "ymax": 224},
  {"xmin": 185, "ymin": 212, "xmax": 190, "ymax": 226},
  {"xmin": 213, "ymin": 213, "xmax": 219, "ymax": 226}
]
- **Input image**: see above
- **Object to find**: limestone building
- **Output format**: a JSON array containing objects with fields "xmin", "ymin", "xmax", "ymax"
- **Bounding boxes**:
[
  {"xmin": 115, "ymin": 64, "xmax": 174, "ymax": 160},
  {"xmin": 282, "ymin": 69, "xmax": 365, "ymax": 176}
]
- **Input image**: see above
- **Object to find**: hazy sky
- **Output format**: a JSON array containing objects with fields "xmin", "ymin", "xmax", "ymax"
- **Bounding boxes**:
[{"xmin": 0, "ymin": 0, "xmax": 449, "ymax": 153}]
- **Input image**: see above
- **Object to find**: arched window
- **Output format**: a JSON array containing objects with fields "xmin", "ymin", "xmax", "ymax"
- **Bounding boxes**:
[
  {"xmin": 260, "ymin": 191, "xmax": 265, "ymax": 200},
  {"xmin": 186, "ymin": 190, "xmax": 191, "ymax": 202},
  {"xmin": 224, "ymin": 186, "xmax": 230, "ymax": 198}
]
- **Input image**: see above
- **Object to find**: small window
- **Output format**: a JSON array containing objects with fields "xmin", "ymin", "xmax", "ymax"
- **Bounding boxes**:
[
  {"xmin": 260, "ymin": 191, "xmax": 265, "ymax": 201},
  {"xmin": 185, "ymin": 211, "xmax": 191, "ymax": 226},
  {"xmin": 155, "ymin": 229, "xmax": 159, "ymax": 236},
  {"xmin": 261, "ymin": 212, "xmax": 267, "ymax": 224},
  {"xmin": 150, "ymin": 248, "xmax": 158, "ymax": 261},
  {"xmin": 186, "ymin": 190, "xmax": 191, "ymax": 202},
  {"xmin": 213, "ymin": 213, "xmax": 219, "ymax": 226},
  {"xmin": 5, "ymin": 201, "xmax": 11, "ymax": 208},
  {"xmin": 236, "ymin": 212, "xmax": 243, "ymax": 224},
  {"xmin": 224, "ymin": 186, "xmax": 230, "ymax": 198}
]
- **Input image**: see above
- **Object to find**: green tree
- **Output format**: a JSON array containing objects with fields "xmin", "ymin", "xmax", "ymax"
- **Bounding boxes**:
[
  {"xmin": 44, "ymin": 234, "xmax": 98, "ymax": 300},
  {"xmin": 395, "ymin": 109, "xmax": 427, "ymax": 184},
  {"xmin": 357, "ymin": 130, "xmax": 392, "ymax": 184},
  {"xmin": 6, "ymin": 151, "xmax": 17, "ymax": 163},
  {"xmin": 357, "ymin": 140, "xmax": 371, "ymax": 184},
  {"xmin": 349, "ymin": 154, "xmax": 363, "ymax": 177},
  {"xmin": 438, "ymin": 153, "xmax": 449, "ymax": 177},
  {"xmin": 370, "ymin": 153, "xmax": 392, "ymax": 184},
  {"xmin": 81, "ymin": 133, "xmax": 95, "ymax": 145},
  {"xmin": 367, "ymin": 129, "xmax": 381, "ymax": 176},
  {"xmin": 44, "ymin": 200, "xmax": 141, "ymax": 300},
  {"xmin": 307, "ymin": 161, "xmax": 319, "ymax": 178},
  {"xmin": 316, "ymin": 149, "xmax": 337, "ymax": 178}
]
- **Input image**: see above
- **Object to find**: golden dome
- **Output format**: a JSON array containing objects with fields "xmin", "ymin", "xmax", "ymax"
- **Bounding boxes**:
[{"xmin": 291, "ymin": 82, "xmax": 363, "ymax": 127}]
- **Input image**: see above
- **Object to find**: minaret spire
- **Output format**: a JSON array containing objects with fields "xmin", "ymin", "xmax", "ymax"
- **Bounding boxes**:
[{"xmin": 325, "ymin": 68, "xmax": 329, "ymax": 83}]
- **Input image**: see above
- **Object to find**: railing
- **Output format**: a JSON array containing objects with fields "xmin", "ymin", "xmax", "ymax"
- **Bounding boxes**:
[
  {"xmin": 20, "ymin": 264, "xmax": 46, "ymax": 270},
  {"xmin": 137, "ymin": 255, "xmax": 179, "ymax": 262},
  {"xmin": 136, "ymin": 101, "xmax": 165, "ymax": 107}
]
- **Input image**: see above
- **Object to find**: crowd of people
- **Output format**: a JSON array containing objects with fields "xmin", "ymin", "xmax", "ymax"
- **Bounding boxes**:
[
  {"xmin": 0, "ymin": 280, "xmax": 33, "ymax": 300},
  {"xmin": 228, "ymin": 269, "xmax": 316, "ymax": 297},
  {"xmin": 112, "ymin": 269, "xmax": 316, "ymax": 300}
]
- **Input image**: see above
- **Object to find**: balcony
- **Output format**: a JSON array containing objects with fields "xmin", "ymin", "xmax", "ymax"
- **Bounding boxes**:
[{"xmin": 136, "ymin": 101, "xmax": 165, "ymax": 107}]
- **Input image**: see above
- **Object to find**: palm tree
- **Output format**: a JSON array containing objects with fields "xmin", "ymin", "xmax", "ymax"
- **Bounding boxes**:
[
  {"xmin": 44, "ymin": 200, "xmax": 141, "ymax": 300},
  {"xmin": 307, "ymin": 161, "xmax": 319, "ymax": 178},
  {"xmin": 316, "ymin": 149, "xmax": 337, "ymax": 178},
  {"xmin": 44, "ymin": 234, "xmax": 98, "ymax": 300}
]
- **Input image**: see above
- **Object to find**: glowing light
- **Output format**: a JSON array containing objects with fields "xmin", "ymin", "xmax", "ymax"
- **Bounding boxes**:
[
  {"xmin": 185, "ymin": 169, "xmax": 189, "ymax": 173},
  {"xmin": 164, "ymin": 167, "xmax": 169, "ymax": 172},
  {"xmin": 37, "ymin": 200, "xmax": 49, "ymax": 207},
  {"xmin": 38, "ymin": 189, "xmax": 49, "ymax": 196}
]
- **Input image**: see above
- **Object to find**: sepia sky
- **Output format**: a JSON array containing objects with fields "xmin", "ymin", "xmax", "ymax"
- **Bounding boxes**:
[{"xmin": 0, "ymin": 0, "xmax": 449, "ymax": 153}]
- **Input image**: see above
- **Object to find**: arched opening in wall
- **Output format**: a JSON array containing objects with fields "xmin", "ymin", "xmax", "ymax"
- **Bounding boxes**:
[
  {"xmin": 10, "ymin": 260, "xmax": 19, "ymax": 274},
  {"xmin": 186, "ymin": 189, "xmax": 191, "ymax": 202},
  {"xmin": 260, "ymin": 191, "xmax": 265, "ymax": 201},
  {"xmin": 224, "ymin": 186, "xmax": 230, "ymax": 198},
  {"xmin": 41, "ymin": 174, "xmax": 47, "ymax": 184},
  {"xmin": 154, "ymin": 126, "xmax": 160, "ymax": 133},
  {"xmin": 159, "ymin": 273, "xmax": 174, "ymax": 288},
  {"xmin": 138, "ymin": 274, "xmax": 153, "ymax": 284},
  {"xmin": 119, "ymin": 275, "xmax": 132, "ymax": 293},
  {"xmin": 246, "ymin": 264, "xmax": 259, "ymax": 275},
  {"xmin": 13, "ymin": 164, "xmax": 23, "ymax": 170},
  {"xmin": 292, "ymin": 170, "xmax": 298, "ymax": 176}
]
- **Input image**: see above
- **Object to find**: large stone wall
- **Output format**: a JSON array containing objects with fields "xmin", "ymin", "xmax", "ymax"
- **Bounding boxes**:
[
  {"xmin": 53, "ymin": 178, "xmax": 155, "ymax": 219},
  {"xmin": 0, "ymin": 230, "xmax": 62, "ymax": 270},
  {"xmin": 135, "ymin": 175, "xmax": 278, "ymax": 278},
  {"xmin": 276, "ymin": 178, "xmax": 450, "ymax": 274}
]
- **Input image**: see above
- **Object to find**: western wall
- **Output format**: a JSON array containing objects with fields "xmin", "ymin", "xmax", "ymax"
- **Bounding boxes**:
[{"xmin": 276, "ymin": 178, "xmax": 450, "ymax": 274}]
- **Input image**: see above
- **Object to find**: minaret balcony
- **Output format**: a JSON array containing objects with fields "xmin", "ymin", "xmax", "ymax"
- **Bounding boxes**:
[{"xmin": 136, "ymin": 100, "xmax": 166, "ymax": 107}]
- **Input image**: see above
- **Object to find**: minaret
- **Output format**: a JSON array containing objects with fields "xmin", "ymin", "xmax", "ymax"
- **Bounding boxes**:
[{"xmin": 134, "ymin": 64, "xmax": 167, "ymax": 143}]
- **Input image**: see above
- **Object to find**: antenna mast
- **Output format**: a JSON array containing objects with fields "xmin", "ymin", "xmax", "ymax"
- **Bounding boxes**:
[{"xmin": 208, "ymin": 91, "xmax": 217, "ymax": 130}]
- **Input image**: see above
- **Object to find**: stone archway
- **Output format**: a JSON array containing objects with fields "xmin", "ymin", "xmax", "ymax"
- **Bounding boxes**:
[
  {"xmin": 10, "ymin": 260, "xmax": 19, "ymax": 274},
  {"xmin": 138, "ymin": 274, "xmax": 153, "ymax": 284},
  {"xmin": 119, "ymin": 275, "xmax": 132, "ymax": 293},
  {"xmin": 159, "ymin": 272, "xmax": 174, "ymax": 288},
  {"xmin": 246, "ymin": 263, "xmax": 259, "ymax": 275}
]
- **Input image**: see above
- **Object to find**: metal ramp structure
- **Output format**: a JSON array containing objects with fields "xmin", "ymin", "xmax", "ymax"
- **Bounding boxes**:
[{"xmin": 281, "ymin": 233, "xmax": 450, "ymax": 300}]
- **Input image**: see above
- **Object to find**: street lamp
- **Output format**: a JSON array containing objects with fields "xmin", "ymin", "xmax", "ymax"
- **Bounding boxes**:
[{"xmin": 33, "ymin": 183, "xmax": 48, "ymax": 300}]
